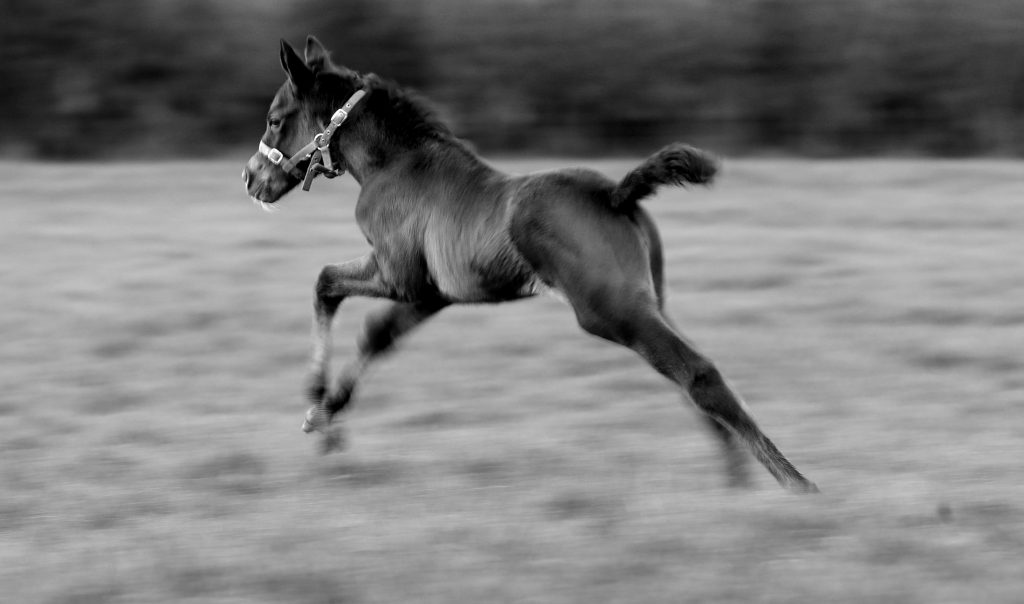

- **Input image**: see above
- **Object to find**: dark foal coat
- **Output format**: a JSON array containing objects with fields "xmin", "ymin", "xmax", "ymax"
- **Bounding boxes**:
[{"xmin": 244, "ymin": 37, "xmax": 817, "ymax": 493}]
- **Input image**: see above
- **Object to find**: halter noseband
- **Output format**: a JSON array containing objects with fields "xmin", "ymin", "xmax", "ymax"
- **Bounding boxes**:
[{"xmin": 257, "ymin": 89, "xmax": 367, "ymax": 191}]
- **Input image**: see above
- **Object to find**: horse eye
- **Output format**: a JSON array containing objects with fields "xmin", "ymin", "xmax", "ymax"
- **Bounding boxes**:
[{"xmin": 268, "ymin": 118, "xmax": 282, "ymax": 128}]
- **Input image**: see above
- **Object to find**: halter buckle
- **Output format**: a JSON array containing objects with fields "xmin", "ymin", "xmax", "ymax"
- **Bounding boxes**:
[
  {"xmin": 331, "ymin": 108, "xmax": 349, "ymax": 124},
  {"xmin": 266, "ymin": 148, "xmax": 284, "ymax": 165}
]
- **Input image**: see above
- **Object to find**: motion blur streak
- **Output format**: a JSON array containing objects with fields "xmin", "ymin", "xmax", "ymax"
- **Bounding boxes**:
[{"xmin": 1, "ymin": 159, "xmax": 1022, "ymax": 602}]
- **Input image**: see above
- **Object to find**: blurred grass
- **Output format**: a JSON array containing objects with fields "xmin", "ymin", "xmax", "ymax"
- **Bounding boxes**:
[{"xmin": 1, "ymin": 158, "xmax": 1022, "ymax": 603}]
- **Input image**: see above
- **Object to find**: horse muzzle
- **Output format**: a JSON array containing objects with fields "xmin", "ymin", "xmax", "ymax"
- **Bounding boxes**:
[{"xmin": 243, "ymin": 153, "xmax": 293, "ymax": 209}]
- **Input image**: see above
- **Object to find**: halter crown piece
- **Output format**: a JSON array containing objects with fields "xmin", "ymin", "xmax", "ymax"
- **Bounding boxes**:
[{"xmin": 257, "ymin": 89, "xmax": 367, "ymax": 191}]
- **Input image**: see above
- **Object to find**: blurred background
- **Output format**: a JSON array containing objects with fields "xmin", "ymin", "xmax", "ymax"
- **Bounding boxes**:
[
  {"xmin": 4, "ymin": 2, "xmax": 1024, "ymax": 602},
  {"xmin": 4, "ymin": 0, "xmax": 1024, "ymax": 159}
]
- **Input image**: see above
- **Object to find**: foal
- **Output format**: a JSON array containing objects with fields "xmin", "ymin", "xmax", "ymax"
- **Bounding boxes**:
[{"xmin": 244, "ymin": 37, "xmax": 817, "ymax": 493}]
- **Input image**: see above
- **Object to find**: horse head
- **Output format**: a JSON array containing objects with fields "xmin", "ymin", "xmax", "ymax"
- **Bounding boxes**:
[{"xmin": 243, "ymin": 36, "xmax": 364, "ymax": 207}]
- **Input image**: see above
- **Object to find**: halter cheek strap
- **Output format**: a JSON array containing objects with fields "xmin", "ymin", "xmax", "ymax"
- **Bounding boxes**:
[{"xmin": 257, "ymin": 88, "xmax": 368, "ymax": 190}]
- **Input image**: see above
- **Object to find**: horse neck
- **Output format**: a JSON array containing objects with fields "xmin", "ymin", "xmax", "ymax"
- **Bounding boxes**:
[
  {"xmin": 340, "ymin": 113, "xmax": 489, "ymax": 185},
  {"xmin": 336, "ymin": 84, "xmax": 490, "ymax": 184}
]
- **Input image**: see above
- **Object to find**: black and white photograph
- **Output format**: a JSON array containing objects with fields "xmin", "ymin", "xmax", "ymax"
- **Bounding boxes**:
[{"xmin": 2, "ymin": 1, "xmax": 1023, "ymax": 602}]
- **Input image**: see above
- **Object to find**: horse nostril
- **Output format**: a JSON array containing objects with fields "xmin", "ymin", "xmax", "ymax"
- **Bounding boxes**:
[{"xmin": 242, "ymin": 169, "xmax": 250, "ymax": 187}]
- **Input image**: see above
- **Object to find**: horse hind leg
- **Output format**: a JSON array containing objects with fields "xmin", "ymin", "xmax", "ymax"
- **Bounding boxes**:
[
  {"xmin": 636, "ymin": 210, "xmax": 754, "ymax": 487},
  {"xmin": 686, "ymin": 355, "xmax": 817, "ymax": 493},
  {"xmin": 646, "ymin": 316, "xmax": 816, "ymax": 492},
  {"xmin": 574, "ymin": 294, "xmax": 817, "ymax": 493},
  {"xmin": 511, "ymin": 191, "xmax": 812, "ymax": 491}
]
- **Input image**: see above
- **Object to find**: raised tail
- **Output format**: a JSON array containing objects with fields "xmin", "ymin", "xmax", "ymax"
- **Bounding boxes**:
[{"xmin": 610, "ymin": 143, "xmax": 719, "ymax": 208}]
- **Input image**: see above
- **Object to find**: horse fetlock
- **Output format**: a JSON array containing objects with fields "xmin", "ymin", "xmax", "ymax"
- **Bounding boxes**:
[
  {"xmin": 324, "ymin": 381, "xmax": 356, "ymax": 415},
  {"xmin": 301, "ymin": 407, "xmax": 346, "ymax": 453},
  {"xmin": 305, "ymin": 372, "xmax": 327, "ymax": 404},
  {"xmin": 768, "ymin": 463, "xmax": 819, "ymax": 494}
]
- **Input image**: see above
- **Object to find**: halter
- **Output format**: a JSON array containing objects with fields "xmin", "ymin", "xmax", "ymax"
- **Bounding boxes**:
[{"xmin": 257, "ymin": 89, "xmax": 367, "ymax": 191}]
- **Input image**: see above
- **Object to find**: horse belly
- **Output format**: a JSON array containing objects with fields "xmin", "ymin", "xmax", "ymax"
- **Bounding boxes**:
[{"xmin": 425, "ymin": 237, "xmax": 536, "ymax": 303}]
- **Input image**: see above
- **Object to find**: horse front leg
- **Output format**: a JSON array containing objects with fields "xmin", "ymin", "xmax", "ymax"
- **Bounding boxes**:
[
  {"xmin": 308, "ymin": 299, "xmax": 448, "ymax": 450},
  {"xmin": 302, "ymin": 253, "xmax": 390, "ymax": 449},
  {"xmin": 326, "ymin": 299, "xmax": 448, "ymax": 414}
]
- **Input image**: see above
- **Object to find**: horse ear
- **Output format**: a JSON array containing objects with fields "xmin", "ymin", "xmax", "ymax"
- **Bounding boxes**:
[
  {"xmin": 280, "ymin": 39, "xmax": 314, "ymax": 90},
  {"xmin": 304, "ymin": 35, "xmax": 335, "ymax": 72}
]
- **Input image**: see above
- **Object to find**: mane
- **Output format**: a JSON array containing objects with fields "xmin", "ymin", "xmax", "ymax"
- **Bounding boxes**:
[
  {"xmin": 360, "ymin": 74, "xmax": 465, "ymax": 148},
  {"xmin": 315, "ymin": 66, "xmax": 474, "ymax": 157}
]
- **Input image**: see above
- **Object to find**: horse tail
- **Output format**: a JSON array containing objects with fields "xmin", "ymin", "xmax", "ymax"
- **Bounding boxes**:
[{"xmin": 610, "ymin": 143, "xmax": 719, "ymax": 208}]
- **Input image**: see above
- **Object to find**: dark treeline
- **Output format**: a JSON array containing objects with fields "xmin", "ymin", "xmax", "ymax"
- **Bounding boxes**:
[{"xmin": 3, "ymin": 0, "xmax": 1024, "ymax": 158}]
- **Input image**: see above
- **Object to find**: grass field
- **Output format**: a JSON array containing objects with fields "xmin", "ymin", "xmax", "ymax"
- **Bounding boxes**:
[{"xmin": 2, "ymin": 158, "xmax": 1023, "ymax": 603}]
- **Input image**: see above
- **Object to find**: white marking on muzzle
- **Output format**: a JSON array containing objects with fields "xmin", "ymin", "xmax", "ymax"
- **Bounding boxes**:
[{"xmin": 250, "ymin": 195, "xmax": 278, "ymax": 213}]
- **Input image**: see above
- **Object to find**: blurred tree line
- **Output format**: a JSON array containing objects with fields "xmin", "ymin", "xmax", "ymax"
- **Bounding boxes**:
[{"xmin": 3, "ymin": 0, "xmax": 1024, "ymax": 158}]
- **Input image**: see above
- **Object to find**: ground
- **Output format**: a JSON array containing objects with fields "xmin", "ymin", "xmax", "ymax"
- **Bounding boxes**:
[{"xmin": 1, "ymin": 158, "xmax": 1022, "ymax": 603}]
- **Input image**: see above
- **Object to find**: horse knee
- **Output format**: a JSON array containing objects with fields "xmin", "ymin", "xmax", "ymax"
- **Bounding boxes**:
[
  {"xmin": 314, "ymin": 266, "xmax": 343, "ymax": 311},
  {"xmin": 314, "ymin": 265, "xmax": 336, "ymax": 299}
]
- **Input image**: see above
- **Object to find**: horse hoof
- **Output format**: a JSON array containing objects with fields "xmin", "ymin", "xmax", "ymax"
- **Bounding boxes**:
[
  {"xmin": 792, "ymin": 479, "xmax": 820, "ymax": 494},
  {"xmin": 301, "ymin": 406, "xmax": 325, "ymax": 433}
]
